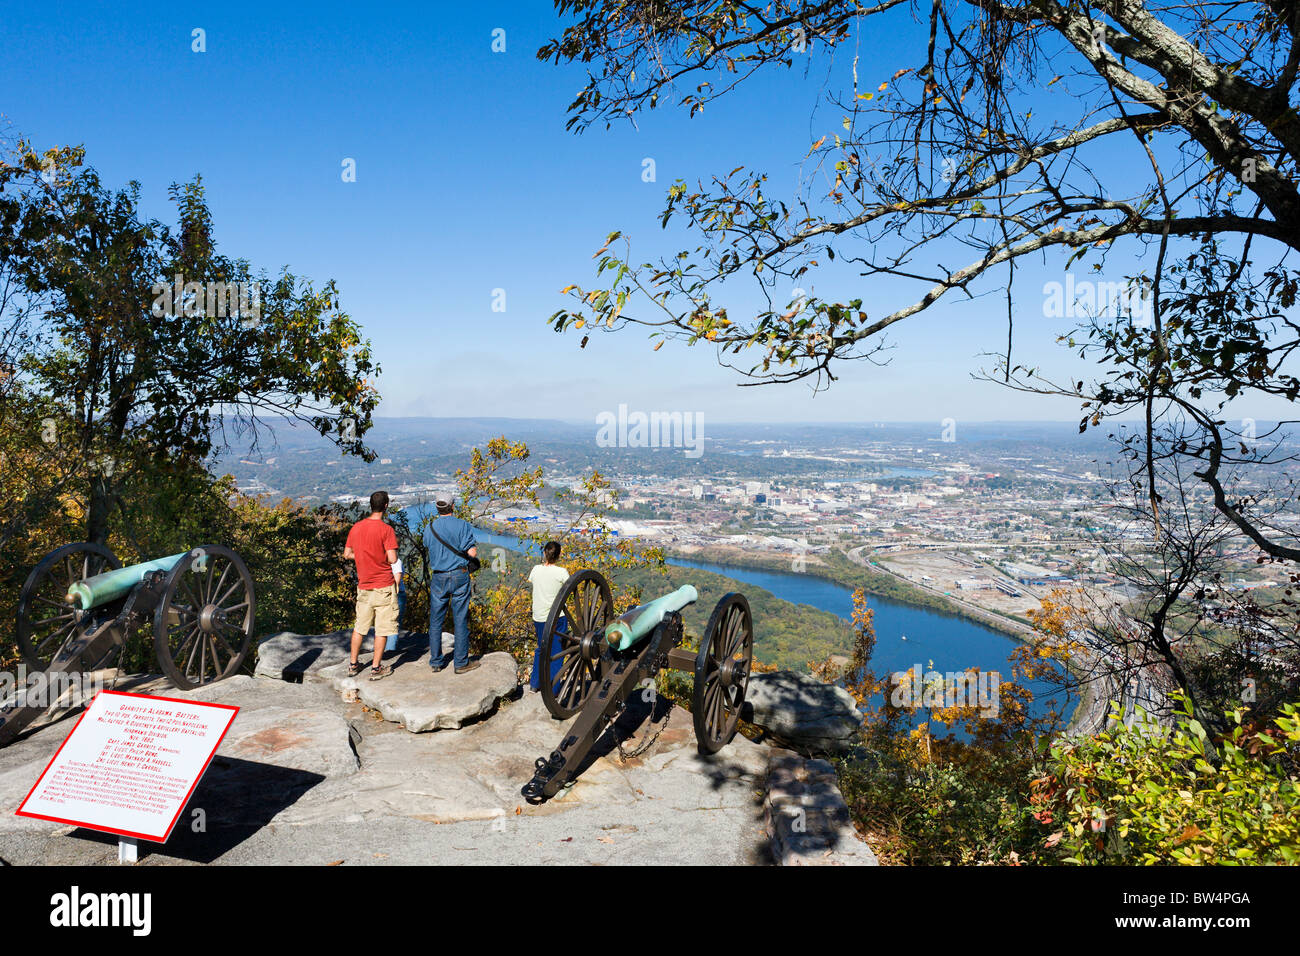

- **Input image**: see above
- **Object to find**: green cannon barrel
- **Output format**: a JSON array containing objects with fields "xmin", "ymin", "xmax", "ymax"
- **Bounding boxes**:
[
  {"xmin": 65, "ymin": 552, "xmax": 190, "ymax": 610},
  {"xmin": 604, "ymin": 585, "xmax": 698, "ymax": 651}
]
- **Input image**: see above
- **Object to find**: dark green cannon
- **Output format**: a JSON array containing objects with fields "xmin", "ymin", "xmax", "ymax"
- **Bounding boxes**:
[
  {"xmin": 522, "ymin": 571, "xmax": 754, "ymax": 803},
  {"xmin": 2, "ymin": 543, "xmax": 256, "ymax": 745}
]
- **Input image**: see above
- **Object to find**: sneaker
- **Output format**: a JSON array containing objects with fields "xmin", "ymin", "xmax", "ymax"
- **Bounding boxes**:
[
  {"xmin": 369, "ymin": 663, "xmax": 392, "ymax": 681},
  {"xmin": 430, "ymin": 662, "xmax": 448, "ymax": 674},
  {"xmin": 454, "ymin": 660, "xmax": 481, "ymax": 675}
]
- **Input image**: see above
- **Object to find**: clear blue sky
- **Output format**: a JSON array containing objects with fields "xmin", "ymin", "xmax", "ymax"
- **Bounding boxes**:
[{"xmin": 0, "ymin": 0, "xmax": 1282, "ymax": 426}]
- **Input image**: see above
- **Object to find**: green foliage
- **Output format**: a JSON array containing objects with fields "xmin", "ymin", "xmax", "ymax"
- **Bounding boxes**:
[
  {"xmin": 0, "ymin": 143, "xmax": 380, "ymax": 543},
  {"xmin": 835, "ymin": 586, "xmax": 1064, "ymax": 865},
  {"xmin": 1038, "ymin": 695, "xmax": 1300, "ymax": 864},
  {"xmin": 836, "ymin": 739, "xmax": 1044, "ymax": 865},
  {"xmin": 0, "ymin": 140, "xmax": 378, "ymax": 674}
]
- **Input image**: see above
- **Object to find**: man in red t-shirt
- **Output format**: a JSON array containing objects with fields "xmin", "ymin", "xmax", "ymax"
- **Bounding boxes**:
[{"xmin": 343, "ymin": 490, "xmax": 400, "ymax": 679}]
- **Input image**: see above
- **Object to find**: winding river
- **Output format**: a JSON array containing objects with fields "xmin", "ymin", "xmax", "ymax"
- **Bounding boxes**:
[{"xmin": 466, "ymin": 526, "xmax": 1070, "ymax": 722}]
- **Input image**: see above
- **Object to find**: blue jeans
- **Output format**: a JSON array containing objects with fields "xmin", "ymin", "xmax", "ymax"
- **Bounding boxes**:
[
  {"xmin": 429, "ymin": 568, "xmax": 472, "ymax": 670},
  {"xmin": 529, "ymin": 615, "xmax": 568, "ymax": 691}
]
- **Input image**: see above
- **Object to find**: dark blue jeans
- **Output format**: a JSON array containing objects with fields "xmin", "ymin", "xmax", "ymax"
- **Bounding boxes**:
[
  {"xmin": 529, "ymin": 615, "xmax": 568, "ymax": 691},
  {"xmin": 429, "ymin": 568, "xmax": 472, "ymax": 670}
]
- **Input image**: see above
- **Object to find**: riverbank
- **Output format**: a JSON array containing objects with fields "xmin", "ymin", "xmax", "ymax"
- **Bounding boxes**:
[
  {"xmin": 672, "ymin": 542, "xmax": 1096, "ymax": 731},
  {"xmin": 458, "ymin": 519, "xmax": 1089, "ymax": 729},
  {"xmin": 672, "ymin": 544, "xmax": 1034, "ymax": 641}
]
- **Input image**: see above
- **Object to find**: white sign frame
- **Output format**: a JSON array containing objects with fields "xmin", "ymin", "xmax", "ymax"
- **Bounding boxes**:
[{"xmin": 15, "ymin": 690, "xmax": 239, "ymax": 843}]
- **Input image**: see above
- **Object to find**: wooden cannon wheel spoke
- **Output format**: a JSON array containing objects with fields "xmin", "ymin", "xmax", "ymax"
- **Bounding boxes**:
[
  {"xmin": 34, "ymin": 619, "xmax": 80, "ymax": 655},
  {"xmin": 154, "ymin": 546, "xmax": 256, "ymax": 691},
  {"xmin": 181, "ymin": 577, "xmax": 205, "ymax": 613},
  {"xmin": 203, "ymin": 632, "xmax": 228, "ymax": 675},
  {"xmin": 16, "ymin": 542, "xmax": 121, "ymax": 671},
  {"xmin": 210, "ymin": 627, "xmax": 242, "ymax": 662},
  {"xmin": 212, "ymin": 575, "xmax": 242, "ymax": 610},
  {"xmin": 540, "ymin": 570, "xmax": 613, "ymax": 720},
  {"xmin": 178, "ymin": 624, "xmax": 203, "ymax": 676},
  {"xmin": 694, "ymin": 593, "xmax": 754, "ymax": 754},
  {"xmin": 29, "ymin": 609, "xmax": 75, "ymax": 628}
]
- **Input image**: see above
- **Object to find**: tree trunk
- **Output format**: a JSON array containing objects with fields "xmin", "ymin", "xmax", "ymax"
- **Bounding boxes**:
[{"xmin": 86, "ymin": 472, "xmax": 111, "ymax": 545}]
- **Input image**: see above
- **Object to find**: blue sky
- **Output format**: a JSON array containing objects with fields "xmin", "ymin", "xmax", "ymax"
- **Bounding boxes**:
[{"xmin": 1, "ymin": 0, "xmax": 1285, "ymax": 426}]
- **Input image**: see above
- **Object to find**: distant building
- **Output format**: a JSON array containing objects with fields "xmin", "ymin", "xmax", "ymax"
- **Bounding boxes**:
[{"xmin": 1001, "ymin": 562, "xmax": 1072, "ymax": 586}]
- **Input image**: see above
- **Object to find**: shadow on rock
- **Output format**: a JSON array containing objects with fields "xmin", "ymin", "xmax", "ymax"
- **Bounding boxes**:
[{"xmin": 67, "ymin": 756, "xmax": 325, "ymax": 864}]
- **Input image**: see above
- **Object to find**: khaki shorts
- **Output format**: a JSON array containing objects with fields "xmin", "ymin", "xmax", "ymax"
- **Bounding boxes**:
[{"xmin": 354, "ymin": 585, "xmax": 399, "ymax": 638}]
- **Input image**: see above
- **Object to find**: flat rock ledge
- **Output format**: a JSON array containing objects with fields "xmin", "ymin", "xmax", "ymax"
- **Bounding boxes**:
[
  {"xmin": 765, "ymin": 751, "xmax": 877, "ymax": 866},
  {"xmin": 742, "ymin": 670, "xmax": 863, "ymax": 756},
  {"xmin": 0, "ymin": 633, "xmax": 878, "ymax": 865},
  {"xmin": 0, "ymin": 675, "xmax": 781, "ymax": 864},
  {"xmin": 257, "ymin": 630, "xmax": 519, "ymax": 733},
  {"xmin": 322, "ymin": 652, "xmax": 519, "ymax": 733},
  {"xmin": 254, "ymin": 629, "xmax": 429, "ymax": 682}
]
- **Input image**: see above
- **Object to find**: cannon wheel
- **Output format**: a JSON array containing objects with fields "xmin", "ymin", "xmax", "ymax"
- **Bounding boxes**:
[
  {"xmin": 540, "ymin": 569, "xmax": 613, "ymax": 720},
  {"xmin": 693, "ymin": 593, "xmax": 754, "ymax": 754},
  {"xmin": 15, "ymin": 542, "xmax": 121, "ymax": 670},
  {"xmin": 153, "ymin": 545, "xmax": 256, "ymax": 690}
]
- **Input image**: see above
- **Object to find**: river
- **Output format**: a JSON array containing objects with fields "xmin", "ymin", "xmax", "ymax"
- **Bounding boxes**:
[{"xmin": 464, "ymin": 526, "xmax": 1070, "ymax": 723}]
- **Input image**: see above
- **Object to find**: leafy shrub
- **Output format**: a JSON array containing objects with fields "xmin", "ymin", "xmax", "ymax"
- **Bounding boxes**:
[
  {"xmin": 836, "ymin": 730, "xmax": 1045, "ymax": 865},
  {"xmin": 830, "ymin": 589, "xmax": 1056, "ymax": 864},
  {"xmin": 1036, "ymin": 695, "xmax": 1300, "ymax": 864}
]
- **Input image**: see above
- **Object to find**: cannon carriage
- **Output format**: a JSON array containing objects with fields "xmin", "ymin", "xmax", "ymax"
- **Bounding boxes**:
[
  {"xmin": 522, "ymin": 570, "xmax": 754, "ymax": 803},
  {"xmin": 2, "ymin": 542, "xmax": 256, "ymax": 745}
]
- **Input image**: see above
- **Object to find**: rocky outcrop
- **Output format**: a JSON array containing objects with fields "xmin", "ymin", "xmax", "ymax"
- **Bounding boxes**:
[
  {"xmin": 742, "ymin": 670, "xmax": 863, "ymax": 755},
  {"xmin": 321, "ymin": 651, "xmax": 519, "ymax": 733},
  {"xmin": 185, "ymin": 677, "xmax": 361, "ymax": 779},
  {"xmin": 765, "ymin": 750, "xmax": 877, "ymax": 865},
  {"xmin": 253, "ymin": 629, "xmax": 428, "ymax": 682},
  {"xmin": 0, "ymin": 633, "xmax": 877, "ymax": 865},
  {"xmin": 256, "ymin": 630, "xmax": 520, "ymax": 733},
  {"xmin": 0, "ymin": 673, "xmax": 782, "ymax": 865}
]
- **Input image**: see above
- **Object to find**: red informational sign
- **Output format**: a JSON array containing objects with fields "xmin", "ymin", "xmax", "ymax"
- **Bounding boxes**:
[{"xmin": 15, "ymin": 690, "xmax": 239, "ymax": 843}]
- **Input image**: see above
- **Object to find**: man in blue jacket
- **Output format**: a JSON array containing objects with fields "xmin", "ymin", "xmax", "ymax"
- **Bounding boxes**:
[{"xmin": 423, "ymin": 498, "xmax": 480, "ymax": 674}]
